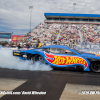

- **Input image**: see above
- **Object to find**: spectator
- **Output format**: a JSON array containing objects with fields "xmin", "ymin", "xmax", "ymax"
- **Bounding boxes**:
[
  {"xmin": 17, "ymin": 44, "xmax": 21, "ymax": 49},
  {"xmin": 19, "ymin": 23, "xmax": 100, "ymax": 46},
  {"xmin": 26, "ymin": 43, "xmax": 30, "ymax": 49}
]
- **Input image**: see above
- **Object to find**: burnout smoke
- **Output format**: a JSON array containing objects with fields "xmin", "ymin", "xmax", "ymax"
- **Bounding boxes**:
[{"xmin": 0, "ymin": 48, "xmax": 52, "ymax": 71}]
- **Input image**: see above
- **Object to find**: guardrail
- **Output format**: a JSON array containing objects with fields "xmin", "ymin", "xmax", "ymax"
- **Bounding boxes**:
[
  {"xmin": 3, "ymin": 42, "xmax": 100, "ymax": 56},
  {"xmin": 75, "ymin": 44, "xmax": 100, "ymax": 55}
]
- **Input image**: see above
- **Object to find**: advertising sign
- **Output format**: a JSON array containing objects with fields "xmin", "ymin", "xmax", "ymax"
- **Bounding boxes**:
[
  {"xmin": 12, "ymin": 35, "xmax": 24, "ymax": 42},
  {"xmin": 0, "ymin": 33, "xmax": 11, "ymax": 39}
]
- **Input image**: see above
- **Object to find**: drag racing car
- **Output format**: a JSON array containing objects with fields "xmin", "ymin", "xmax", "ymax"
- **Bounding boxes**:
[{"xmin": 13, "ymin": 45, "xmax": 100, "ymax": 72}]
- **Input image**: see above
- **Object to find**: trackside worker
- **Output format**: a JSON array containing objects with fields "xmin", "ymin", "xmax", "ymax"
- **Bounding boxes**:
[{"xmin": 38, "ymin": 41, "xmax": 41, "ymax": 48}]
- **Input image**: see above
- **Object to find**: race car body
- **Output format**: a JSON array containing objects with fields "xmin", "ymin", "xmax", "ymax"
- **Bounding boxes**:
[{"xmin": 13, "ymin": 45, "xmax": 100, "ymax": 72}]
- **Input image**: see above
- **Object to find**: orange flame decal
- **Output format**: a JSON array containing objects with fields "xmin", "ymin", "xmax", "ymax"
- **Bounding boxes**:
[
  {"xmin": 44, "ymin": 52, "xmax": 88, "ymax": 69},
  {"xmin": 96, "ymin": 54, "xmax": 100, "ymax": 56}
]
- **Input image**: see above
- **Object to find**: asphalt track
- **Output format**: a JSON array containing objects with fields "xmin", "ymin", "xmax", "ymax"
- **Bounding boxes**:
[{"xmin": 0, "ymin": 68, "xmax": 100, "ymax": 100}]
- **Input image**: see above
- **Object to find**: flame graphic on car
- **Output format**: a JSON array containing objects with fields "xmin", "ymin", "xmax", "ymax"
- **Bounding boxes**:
[{"xmin": 44, "ymin": 52, "xmax": 88, "ymax": 69}]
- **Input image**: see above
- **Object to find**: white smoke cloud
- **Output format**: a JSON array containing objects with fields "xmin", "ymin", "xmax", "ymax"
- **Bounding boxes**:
[{"xmin": 0, "ymin": 48, "xmax": 52, "ymax": 71}]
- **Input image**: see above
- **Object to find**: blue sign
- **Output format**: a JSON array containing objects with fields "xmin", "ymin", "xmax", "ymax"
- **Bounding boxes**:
[{"xmin": 0, "ymin": 33, "xmax": 11, "ymax": 39}]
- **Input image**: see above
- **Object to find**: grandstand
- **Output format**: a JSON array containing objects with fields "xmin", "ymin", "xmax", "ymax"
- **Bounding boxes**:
[{"xmin": 21, "ymin": 13, "xmax": 100, "ymax": 48}]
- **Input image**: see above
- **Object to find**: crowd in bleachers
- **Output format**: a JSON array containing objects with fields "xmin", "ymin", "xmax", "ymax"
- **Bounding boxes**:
[{"xmin": 20, "ymin": 23, "xmax": 100, "ymax": 46}]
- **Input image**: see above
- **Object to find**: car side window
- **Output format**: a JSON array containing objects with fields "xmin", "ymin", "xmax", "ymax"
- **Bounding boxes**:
[
  {"xmin": 49, "ymin": 48, "xmax": 76, "ymax": 55},
  {"xmin": 59, "ymin": 48, "xmax": 76, "ymax": 55},
  {"xmin": 42, "ymin": 48, "xmax": 50, "ymax": 53},
  {"xmin": 50, "ymin": 48, "xmax": 60, "ymax": 53}
]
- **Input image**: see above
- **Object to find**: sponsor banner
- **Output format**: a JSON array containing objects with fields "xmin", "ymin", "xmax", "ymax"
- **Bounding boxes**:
[
  {"xmin": 13, "ymin": 52, "xmax": 20, "ymax": 55},
  {"xmin": 0, "ymin": 33, "xmax": 11, "ymax": 39},
  {"xmin": 12, "ymin": 35, "xmax": 24, "ymax": 42}
]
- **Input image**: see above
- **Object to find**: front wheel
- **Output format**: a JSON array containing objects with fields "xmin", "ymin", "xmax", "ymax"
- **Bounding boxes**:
[
  {"xmin": 31, "ymin": 55, "xmax": 45, "ymax": 64},
  {"xmin": 90, "ymin": 62, "xmax": 100, "ymax": 72}
]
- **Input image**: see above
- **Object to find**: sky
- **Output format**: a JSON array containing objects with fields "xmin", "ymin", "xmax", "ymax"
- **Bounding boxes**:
[{"xmin": 0, "ymin": 0, "xmax": 100, "ymax": 35}]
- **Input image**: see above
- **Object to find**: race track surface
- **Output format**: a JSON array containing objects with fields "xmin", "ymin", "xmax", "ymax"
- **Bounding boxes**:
[{"xmin": 0, "ymin": 68, "xmax": 100, "ymax": 100}]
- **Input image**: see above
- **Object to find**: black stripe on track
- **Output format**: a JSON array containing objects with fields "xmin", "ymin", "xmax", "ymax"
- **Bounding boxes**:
[{"xmin": 0, "ymin": 71, "xmax": 67, "ymax": 100}]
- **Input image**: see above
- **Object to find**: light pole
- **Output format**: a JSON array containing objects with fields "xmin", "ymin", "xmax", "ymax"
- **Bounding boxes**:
[
  {"xmin": 29, "ymin": 6, "xmax": 33, "ymax": 33},
  {"xmin": 73, "ymin": 3, "xmax": 76, "ymax": 13}
]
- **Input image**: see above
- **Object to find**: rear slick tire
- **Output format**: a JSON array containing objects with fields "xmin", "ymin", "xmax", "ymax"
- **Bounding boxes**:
[{"xmin": 31, "ymin": 55, "xmax": 45, "ymax": 64}]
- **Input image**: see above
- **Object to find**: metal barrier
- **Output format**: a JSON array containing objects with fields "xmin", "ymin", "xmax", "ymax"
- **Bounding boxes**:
[
  {"xmin": 75, "ymin": 44, "xmax": 100, "ymax": 55},
  {"xmin": 21, "ymin": 42, "xmax": 100, "ymax": 55}
]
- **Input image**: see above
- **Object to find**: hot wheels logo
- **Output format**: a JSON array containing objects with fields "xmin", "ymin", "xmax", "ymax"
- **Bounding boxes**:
[{"xmin": 44, "ymin": 52, "xmax": 88, "ymax": 69}]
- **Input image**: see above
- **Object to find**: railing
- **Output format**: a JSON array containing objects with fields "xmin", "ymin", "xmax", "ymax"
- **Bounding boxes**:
[
  {"xmin": 75, "ymin": 44, "xmax": 100, "ymax": 55},
  {"xmin": 44, "ymin": 20, "xmax": 100, "ymax": 24}
]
